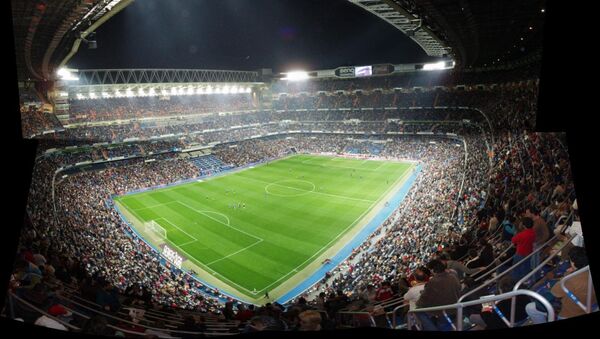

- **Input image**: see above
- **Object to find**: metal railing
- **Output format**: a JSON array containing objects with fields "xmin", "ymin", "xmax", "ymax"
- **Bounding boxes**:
[
  {"xmin": 390, "ymin": 302, "xmax": 411, "ymax": 328},
  {"xmin": 460, "ymin": 234, "xmax": 559, "ymax": 302},
  {"xmin": 509, "ymin": 234, "xmax": 575, "ymax": 324},
  {"xmin": 336, "ymin": 311, "xmax": 376, "ymax": 327},
  {"xmin": 8, "ymin": 292, "xmax": 81, "ymax": 331},
  {"xmin": 407, "ymin": 289, "xmax": 555, "ymax": 331},
  {"xmin": 560, "ymin": 266, "xmax": 596, "ymax": 314},
  {"xmin": 52, "ymin": 292, "xmax": 234, "ymax": 336},
  {"xmin": 473, "ymin": 243, "xmax": 515, "ymax": 283}
]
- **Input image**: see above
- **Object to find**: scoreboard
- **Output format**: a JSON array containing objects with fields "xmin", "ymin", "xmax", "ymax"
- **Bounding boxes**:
[{"xmin": 334, "ymin": 64, "xmax": 394, "ymax": 78}]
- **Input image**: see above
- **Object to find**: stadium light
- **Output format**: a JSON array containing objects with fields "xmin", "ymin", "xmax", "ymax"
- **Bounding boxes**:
[
  {"xmin": 222, "ymin": 85, "xmax": 230, "ymax": 94},
  {"xmin": 171, "ymin": 87, "xmax": 177, "ymax": 95},
  {"xmin": 162, "ymin": 89, "xmax": 168, "ymax": 96},
  {"xmin": 422, "ymin": 61, "xmax": 447, "ymax": 71},
  {"xmin": 148, "ymin": 88, "xmax": 156, "ymax": 96},
  {"xmin": 89, "ymin": 92, "xmax": 97, "ymax": 99},
  {"xmin": 245, "ymin": 87, "xmax": 252, "ymax": 93},
  {"xmin": 114, "ymin": 90, "xmax": 123, "ymax": 97},
  {"xmin": 206, "ymin": 86, "xmax": 213, "ymax": 94},
  {"xmin": 178, "ymin": 87, "xmax": 185, "ymax": 95},
  {"xmin": 56, "ymin": 67, "xmax": 79, "ymax": 81},
  {"xmin": 76, "ymin": 93, "xmax": 85, "ymax": 100},
  {"xmin": 187, "ymin": 87, "xmax": 194, "ymax": 95},
  {"xmin": 230, "ymin": 86, "xmax": 238, "ymax": 94},
  {"xmin": 283, "ymin": 71, "xmax": 309, "ymax": 81}
]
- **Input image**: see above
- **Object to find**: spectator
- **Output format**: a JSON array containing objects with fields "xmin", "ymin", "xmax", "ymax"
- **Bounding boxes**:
[
  {"xmin": 511, "ymin": 217, "xmax": 536, "ymax": 281},
  {"xmin": 468, "ymin": 276, "xmax": 530, "ymax": 329},
  {"xmin": 298, "ymin": 310, "xmax": 322, "ymax": 331},
  {"xmin": 415, "ymin": 259, "xmax": 461, "ymax": 330}
]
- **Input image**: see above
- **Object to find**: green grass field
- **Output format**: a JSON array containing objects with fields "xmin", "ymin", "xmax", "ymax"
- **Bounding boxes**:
[{"xmin": 114, "ymin": 154, "xmax": 413, "ymax": 302}]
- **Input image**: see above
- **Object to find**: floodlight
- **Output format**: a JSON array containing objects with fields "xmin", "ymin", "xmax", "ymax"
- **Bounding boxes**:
[
  {"xmin": 283, "ymin": 71, "xmax": 309, "ymax": 81},
  {"xmin": 57, "ymin": 67, "xmax": 79, "ymax": 81},
  {"xmin": 89, "ymin": 92, "xmax": 97, "ymax": 99},
  {"xmin": 422, "ymin": 61, "xmax": 446, "ymax": 71}
]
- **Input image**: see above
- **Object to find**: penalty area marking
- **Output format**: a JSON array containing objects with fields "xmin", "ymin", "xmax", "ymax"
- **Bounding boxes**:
[{"xmin": 155, "ymin": 217, "xmax": 198, "ymax": 242}]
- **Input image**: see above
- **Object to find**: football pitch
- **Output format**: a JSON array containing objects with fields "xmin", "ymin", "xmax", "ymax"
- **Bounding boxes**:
[{"xmin": 114, "ymin": 154, "xmax": 414, "ymax": 302}]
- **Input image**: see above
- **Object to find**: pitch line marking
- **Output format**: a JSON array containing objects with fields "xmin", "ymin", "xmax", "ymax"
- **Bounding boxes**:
[
  {"xmin": 118, "ymin": 199, "xmax": 258, "ymax": 295},
  {"xmin": 155, "ymin": 217, "xmax": 198, "ymax": 242},
  {"xmin": 205, "ymin": 239, "xmax": 264, "ymax": 266},
  {"xmin": 133, "ymin": 200, "xmax": 178, "ymax": 211},
  {"xmin": 179, "ymin": 239, "xmax": 199, "ymax": 247},
  {"xmin": 257, "ymin": 177, "xmax": 375, "ymax": 203},
  {"xmin": 176, "ymin": 201, "xmax": 263, "ymax": 242},
  {"xmin": 255, "ymin": 166, "xmax": 414, "ymax": 293}
]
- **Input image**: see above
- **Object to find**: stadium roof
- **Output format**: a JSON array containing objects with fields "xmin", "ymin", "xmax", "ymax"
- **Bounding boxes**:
[
  {"xmin": 12, "ymin": 0, "xmax": 546, "ymax": 82},
  {"xmin": 387, "ymin": 0, "xmax": 547, "ymax": 68},
  {"xmin": 11, "ymin": 0, "xmax": 132, "ymax": 82}
]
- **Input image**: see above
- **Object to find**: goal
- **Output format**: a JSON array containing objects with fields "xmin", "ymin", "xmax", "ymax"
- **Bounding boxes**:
[{"xmin": 144, "ymin": 220, "xmax": 167, "ymax": 240}]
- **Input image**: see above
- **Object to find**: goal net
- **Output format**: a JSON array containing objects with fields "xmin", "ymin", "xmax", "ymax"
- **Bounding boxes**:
[{"xmin": 144, "ymin": 220, "xmax": 167, "ymax": 240}]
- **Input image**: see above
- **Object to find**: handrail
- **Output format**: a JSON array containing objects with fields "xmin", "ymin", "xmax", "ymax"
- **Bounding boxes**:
[
  {"xmin": 473, "ymin": 243, "xmax": 515, "ymax": 282},
  {"xmin": 53, "ymin": 292, "xmax": 213, "ymax": 336},
  {"xmin": 118, "ymin": 309, "xmax": 184, "ymax": 325},
  {"xmin": 363, "ymin": 296, "xmax": 405, "ymax": 312},
  {"xmin": 336, "ymin": 311, "xmax": 376, "ymax": 327},
  {"xmin": 9, "ymin": 292, "xmax": 81, "ymax": 331},
  {"xmin": 560, "ymin": 266, "xmax": 595, "ymax": 313},
  {"xmin": 474, "ymin": 233, "xmax": 555, "ymax": 285},
  {"xmin": 407, "ymin": 289, "xmax": 555, "ymax": 331},
  {"xmin": 390, "ymin": 302, "xmax": 411, "ymax": 328},
  {"xmin": 459, "ymin": 234, "xmax": 558, "ymax": 302},
  {"xmin": 509, "ymin": 234, "xmax": 575, "ymax": 324},
  {"xmin": 513, "ymin": 235, "xmax": 574, "ymax": 293}
]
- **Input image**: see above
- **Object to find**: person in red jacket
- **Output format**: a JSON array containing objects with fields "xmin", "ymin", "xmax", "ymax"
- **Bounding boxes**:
[
  {"xmin": 511, "ymin": 217, "xmax": 536, "ymax": 281},
  {"xmin": 375, "ymin": 281, "xmax": 394, "ymax": 302}
]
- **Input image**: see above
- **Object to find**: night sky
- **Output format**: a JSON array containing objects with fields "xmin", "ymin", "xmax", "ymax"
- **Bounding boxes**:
[{"xmin": 69, "ymin": 0, "xmax": 436, "ymax": 73}]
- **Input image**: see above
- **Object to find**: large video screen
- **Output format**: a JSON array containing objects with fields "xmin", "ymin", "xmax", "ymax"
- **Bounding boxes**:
[{"xmin": 354, "ymin": 65, "xmax": 372, "ymax": 77}]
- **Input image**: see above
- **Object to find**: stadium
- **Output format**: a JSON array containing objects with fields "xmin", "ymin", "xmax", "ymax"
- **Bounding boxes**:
[{"xmin": 4, "ymin": 0, "xmax": 597, "ymax": 336}]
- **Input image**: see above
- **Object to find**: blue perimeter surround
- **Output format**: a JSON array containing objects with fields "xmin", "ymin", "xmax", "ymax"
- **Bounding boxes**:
[{"xmin": 112, "ymin": 157, "xmax": 421, "ymax": 305}]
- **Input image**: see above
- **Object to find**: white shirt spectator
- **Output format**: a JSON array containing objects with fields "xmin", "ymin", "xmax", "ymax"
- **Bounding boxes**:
[
  {"xmin": 565, "ymin": 221, "xmax": 584, "ymax": 247},
  {"xmin": 403, "ymin": 284, "xmax": 426, "ymax": 310}
]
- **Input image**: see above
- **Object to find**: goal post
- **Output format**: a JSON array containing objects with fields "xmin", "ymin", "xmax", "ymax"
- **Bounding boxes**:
[{"xmin": 144, "ymin": 220, "xmax": 167, "ymax": 240}]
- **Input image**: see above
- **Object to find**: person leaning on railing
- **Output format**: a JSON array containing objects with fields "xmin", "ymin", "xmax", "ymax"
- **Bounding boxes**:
[{"xmin": 414, "ymin": 259, "xmax": 462, "ymax": 331}]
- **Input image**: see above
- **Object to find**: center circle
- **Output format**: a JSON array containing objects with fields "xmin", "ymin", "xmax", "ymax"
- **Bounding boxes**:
[{"xmin": 265, "ymin": 180, "xmax": 316, "ymax": 197}]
